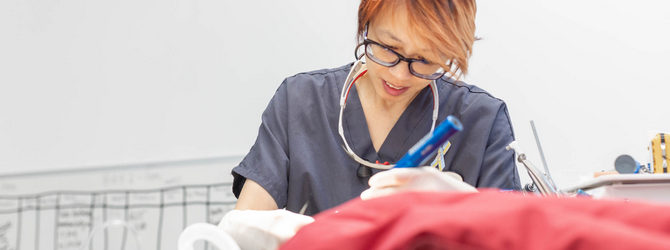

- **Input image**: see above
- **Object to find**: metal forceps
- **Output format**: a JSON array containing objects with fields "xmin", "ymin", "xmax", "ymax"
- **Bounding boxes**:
[
  {"xmin": 505, "ymin": 121, "xmax": 561, "ymax": 196},
  {"xmin": 507, "ymin": 141, "xmax": 560, "ymax": 196}
]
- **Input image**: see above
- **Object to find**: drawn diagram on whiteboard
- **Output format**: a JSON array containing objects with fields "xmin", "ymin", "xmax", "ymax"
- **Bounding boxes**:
[{"xmin": 0, "ymin": 183, "xmax": 235, "ymax": 250}]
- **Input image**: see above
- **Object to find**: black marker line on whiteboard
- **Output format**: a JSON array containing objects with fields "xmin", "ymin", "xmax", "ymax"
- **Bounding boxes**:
[
  {"xmin": 54, "ymin": 193, "xmax": 60, "ymax": 250},
  {"xmin": 88, "ymin": 193, "xmax": 96, "ymax": 250},
  {"xmin": 182, "ymin": 186, "xmax": 187, "ymax": 230},
  {"xmin": 103, "ymin": 193, "xmax": 108, "ymax": 250},
  {"xmin": 35, "ymin": 195, "xmax": 40, "ymax": 250},
  {"xmin": 205, "ymin": 186, "xmax": 211, "ymax": 250},
  {"xmin": 121, "ymin": 191, "xmax": 129, "ymax": 250},
  {"xmin": 16, "ymin": 198, "xmax": 21, "ymax": 250},
  {"xmin": 156, "ymin": 190, "xmax": 165, "ymax": 250}
]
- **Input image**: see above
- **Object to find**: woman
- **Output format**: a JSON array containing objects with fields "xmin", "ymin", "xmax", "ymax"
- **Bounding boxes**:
[{"xmin": 232, "ymin": 0, "xmax": 520, "ymax": 215}]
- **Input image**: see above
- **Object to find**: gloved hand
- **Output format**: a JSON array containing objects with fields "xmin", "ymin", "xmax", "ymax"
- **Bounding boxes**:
[
  {"xmin": 360, "ymin": 166, "xmax": 477, "ymax": 200},
  {"xmin": 218, "ymin": 209, "xmax": 315, "ymax": 250}
]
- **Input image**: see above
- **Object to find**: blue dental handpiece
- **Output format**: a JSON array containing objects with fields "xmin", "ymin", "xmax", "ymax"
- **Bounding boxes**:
[{"xmin": 394, "ymin": 115, "xmax": 463, "ymax": 168}]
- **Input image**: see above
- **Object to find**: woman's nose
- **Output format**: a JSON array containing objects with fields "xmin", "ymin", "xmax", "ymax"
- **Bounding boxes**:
[{"xmin": 387, "ymin": 61, "xmax": 413, "ymax": 81}]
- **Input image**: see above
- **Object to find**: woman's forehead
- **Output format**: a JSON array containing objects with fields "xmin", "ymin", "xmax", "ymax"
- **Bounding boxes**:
[
  {"xmin": 373, "ymin": 28, "xmax": 432, "ymax": 54},
  {"xmin": 369, "ymin": 4, "xmax": 410, "ymax": 39},
  {"xmin": 369, "ymin": 7, "xmax": 432, "ymax": 48},
  {"xmin": 369, "ymin": 24, "xmax": 436, "ymax": 61},
  {"xmin": 367, "ymin": 1, "xmax": 449, "ymax": 63}
]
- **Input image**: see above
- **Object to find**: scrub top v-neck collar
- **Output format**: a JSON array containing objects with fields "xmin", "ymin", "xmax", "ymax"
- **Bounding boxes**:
[{"xmin": 341, "ymin": 83, "xmax": 435, "ymax": 165}]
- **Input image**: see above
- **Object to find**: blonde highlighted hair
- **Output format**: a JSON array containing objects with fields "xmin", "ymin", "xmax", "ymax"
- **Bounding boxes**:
[{"xmin": 358, "ymin": 0, "xmax": 477, "ymax": 79}]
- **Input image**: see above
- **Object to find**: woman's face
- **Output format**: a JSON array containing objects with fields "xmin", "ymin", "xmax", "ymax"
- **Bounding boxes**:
[{"xmin": 363, "ymin": 7, "xmax": 435, "ymax": 105}]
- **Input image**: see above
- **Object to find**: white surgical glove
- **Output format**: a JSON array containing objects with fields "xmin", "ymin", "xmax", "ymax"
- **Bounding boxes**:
[
  {"xmin": 218, "ymin": 209, "xmax": 314, "ymax": 250},
  {"xmin": 360, "ymin": 166, "xmax": 477, "ymax": 200}
]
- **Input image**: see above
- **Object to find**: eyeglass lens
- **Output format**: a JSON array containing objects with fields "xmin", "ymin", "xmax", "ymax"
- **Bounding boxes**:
[{"xmin": 365, "ymin": 42, "xmax": 445, "ymax": 80}]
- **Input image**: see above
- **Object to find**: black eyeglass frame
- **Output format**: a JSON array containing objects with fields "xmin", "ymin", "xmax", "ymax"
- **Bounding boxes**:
[{"xmin": 355, "ymin": 38, "xmax": 447, "ymax": 80}]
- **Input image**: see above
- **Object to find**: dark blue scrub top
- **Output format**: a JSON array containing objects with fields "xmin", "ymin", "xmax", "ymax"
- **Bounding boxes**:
[{"xmin": 232, "ymin": 62, "xmax": 521, "ymax": 215}]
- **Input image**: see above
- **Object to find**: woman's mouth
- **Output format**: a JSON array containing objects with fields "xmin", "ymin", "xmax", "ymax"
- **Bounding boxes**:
[{"xmin": 382, "ymin": 80, "xmax": 409, "ymax": 96}]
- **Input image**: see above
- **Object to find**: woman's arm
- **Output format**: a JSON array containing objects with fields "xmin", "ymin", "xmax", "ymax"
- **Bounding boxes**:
[
  {"xmin": 222, "ymin": 180, "xmax": 312, "ymax": 250},
  {"xmin": 234, "ymin": 179, "xmax": 279, "ymax": 210},
  {"xmin": 231, "ymin": 80, "xmax": 291, "ymax": 209},
  {"xmin": 477, "ymin": 104, "xmax": 521, "ymax": 189}
]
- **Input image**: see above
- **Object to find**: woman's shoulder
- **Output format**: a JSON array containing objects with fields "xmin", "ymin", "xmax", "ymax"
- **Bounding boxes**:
[
  {"xmin": 281, "ymin": 63, "xmax": 352, "ymax": 91},
  {"xmin": 436, "ymin": 78, "xmax": 515, "ymax": 145},
  {"xmin": 437, "ymin": 77, "xmax": 507, "ymax": 113},
  {"xmin": 270, "ymin": 63, "xmax": 352, "ymax": 113}
]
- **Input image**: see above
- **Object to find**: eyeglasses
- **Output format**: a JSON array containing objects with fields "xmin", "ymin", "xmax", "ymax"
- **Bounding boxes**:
[{"xmin": 358, "ymin": 38, "xmax": 447, "ymax": 80}]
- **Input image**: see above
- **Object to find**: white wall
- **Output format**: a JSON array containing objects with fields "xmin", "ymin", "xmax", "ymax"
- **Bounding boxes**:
[
  {"xmin": 1, "ymin": 0, "xmax": 669, "ymax": 188},
  {"xmin": 0, "ymin": 0, "xmax": 358, "ymax": 173},
  {"xmin": 468, "ymin": 0, "xmax": 670, "ymax": 187}
]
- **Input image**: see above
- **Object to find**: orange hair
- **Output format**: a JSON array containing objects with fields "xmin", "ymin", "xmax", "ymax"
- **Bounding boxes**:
[{"xmin": 357, "ymin": 0, "xmax": 477, "ymax": 79}]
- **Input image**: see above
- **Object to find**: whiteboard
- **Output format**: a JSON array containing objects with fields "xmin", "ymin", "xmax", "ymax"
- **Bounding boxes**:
[{"xmin": 0, "ymin": 156, "xmax": 241, "ymax": 250}]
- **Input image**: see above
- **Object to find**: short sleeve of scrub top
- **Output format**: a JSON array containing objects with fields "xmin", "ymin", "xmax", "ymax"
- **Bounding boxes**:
[{"xmin": 232, "ymin": 63, "xmax": 521, "ymax": 215}]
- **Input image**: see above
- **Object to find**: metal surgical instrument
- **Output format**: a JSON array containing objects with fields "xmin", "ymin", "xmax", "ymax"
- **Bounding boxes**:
[{"xmin": 506, "ymin": 121, "xmax": 561, "ymax": 196}]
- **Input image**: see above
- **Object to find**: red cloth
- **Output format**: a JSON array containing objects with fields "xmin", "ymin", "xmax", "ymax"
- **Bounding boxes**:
[{"xmin": 280, "ymin": 190, "xmax": 670, "ymax": 250}]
